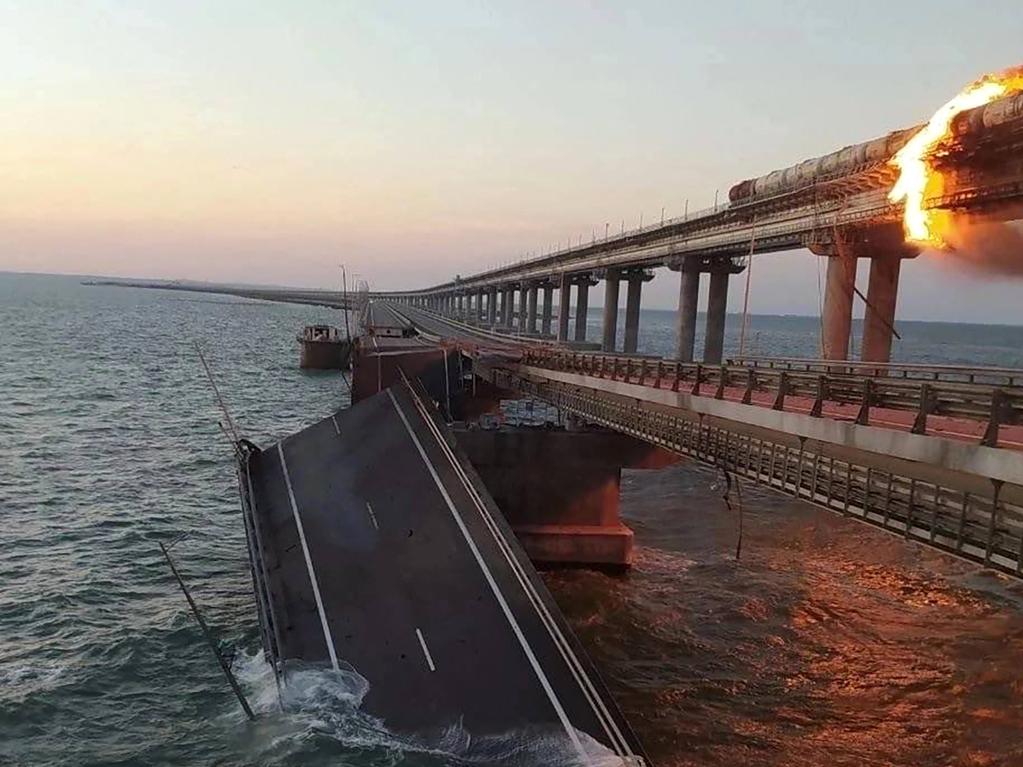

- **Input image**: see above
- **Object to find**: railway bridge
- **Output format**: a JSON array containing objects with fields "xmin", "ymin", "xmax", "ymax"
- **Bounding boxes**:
[{"xmin": 380, "ymin": 90, "xmax": 1023, "ymax": 367}]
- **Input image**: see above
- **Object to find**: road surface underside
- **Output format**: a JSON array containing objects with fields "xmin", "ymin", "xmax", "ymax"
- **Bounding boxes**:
[{"xmin": 239, "ymin": 380, "xmax": 645, "ymax": 766}]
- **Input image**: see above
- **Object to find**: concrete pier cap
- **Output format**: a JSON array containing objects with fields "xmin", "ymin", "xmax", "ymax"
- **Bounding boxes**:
[{"xmin": 455, "ymin": 423, "xmax": 679, "ymax": 568}]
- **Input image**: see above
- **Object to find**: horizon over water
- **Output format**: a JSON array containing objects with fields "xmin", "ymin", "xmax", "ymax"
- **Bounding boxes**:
[{"xmin": 4, "ymin": 271, "xmax": 1023, "ymax": 766}]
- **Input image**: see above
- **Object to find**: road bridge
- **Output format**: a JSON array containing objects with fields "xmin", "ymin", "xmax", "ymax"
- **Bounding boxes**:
[
  {"xmin": 238, "ymin": 377, "xmax": 646, "ymax": 764},
  {"xmin": 370, "ymin": 298, "xmax": 1023, "ymax": 579}
]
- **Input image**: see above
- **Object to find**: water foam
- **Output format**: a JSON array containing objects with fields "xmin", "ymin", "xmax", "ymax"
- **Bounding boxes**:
[{"xmin": 233, "ymin": 650, "xmax": 638, "ymax": 766}]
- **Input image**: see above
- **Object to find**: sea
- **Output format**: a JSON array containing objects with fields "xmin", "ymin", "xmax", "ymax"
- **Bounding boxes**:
[{"xmin": 3, "ymin": 271, "xmax": 1023, "ymax": 767}]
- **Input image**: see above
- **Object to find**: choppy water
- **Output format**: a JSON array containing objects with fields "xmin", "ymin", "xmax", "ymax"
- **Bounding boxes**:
[{"xmin": 3, "ymin": 272, "xmax": 1023, "ymax": 766}]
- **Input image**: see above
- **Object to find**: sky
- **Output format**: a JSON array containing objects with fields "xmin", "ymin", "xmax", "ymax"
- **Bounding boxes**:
[{"xmin": 2, "ymin": 1, "xmax": 1022, "ymax": 322}]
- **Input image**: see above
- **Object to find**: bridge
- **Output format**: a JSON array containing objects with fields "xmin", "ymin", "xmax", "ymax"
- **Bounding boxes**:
[
  {"xmin": 121, "ymin": 88, "xmax": 1023, "ymax": 763},
  {"xmin": 378, "ymin": 91, "xmax": 1023, "ymax": 366},
  {"xmin": 348, "ymin": 90, "xmax": 1023, "ymax": 577}
]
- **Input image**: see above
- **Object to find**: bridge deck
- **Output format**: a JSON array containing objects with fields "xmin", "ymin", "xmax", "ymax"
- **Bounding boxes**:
[{"xmin": 240, "ymin": 381, "xmax": 644, "ymax": 764}]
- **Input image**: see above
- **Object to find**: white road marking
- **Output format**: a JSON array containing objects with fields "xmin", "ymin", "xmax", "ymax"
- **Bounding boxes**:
[
  {"xmin": 387, "ymin": 389, "xmax": 589, "ymax": 764},
  {"xmin": 365, "ymin": 501, "xmax": 379, "ymax": 530},
  {"xmin": 403, "ymin": 381, "xmax": 634, "ymax": 758},
  {"xmin": 331, "ymin": 415, "xmax": 340, "ymax": 435},
  {"xmin": 276, "ymin": 442, "xmax": 340, "ymax": 671},
  {"xmin": 414, "ymin": 628, "xmax": 436, "ymax": 672}
]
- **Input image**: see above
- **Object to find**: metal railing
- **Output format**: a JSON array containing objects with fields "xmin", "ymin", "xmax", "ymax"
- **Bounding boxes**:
[
  {"xmin": 491, "ymin": 367, "xmax": 1023, "ymax": 578},
  {"xmin": 730, "ymin": 356, "xmax": 1023, "ymax": 387},
  {"xmin": 519, "ymin": 348, "xmax": 1023, "ymax": 448}
]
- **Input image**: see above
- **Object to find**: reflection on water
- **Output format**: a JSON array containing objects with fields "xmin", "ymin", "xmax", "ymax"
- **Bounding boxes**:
[{"xmin": 545, "ymin": 463, "xmax": 1023, "ymax": 766}]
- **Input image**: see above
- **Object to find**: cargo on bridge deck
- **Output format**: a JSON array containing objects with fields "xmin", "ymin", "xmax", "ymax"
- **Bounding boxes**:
[{"xmin": 237, "ymin": 380, "xmax": 646, "ymax": 765}]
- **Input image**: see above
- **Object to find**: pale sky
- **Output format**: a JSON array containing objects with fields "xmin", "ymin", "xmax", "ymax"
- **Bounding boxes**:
[{"xmin": 2, "ymin": 1, "xmax": 1022, "ymax": 322}]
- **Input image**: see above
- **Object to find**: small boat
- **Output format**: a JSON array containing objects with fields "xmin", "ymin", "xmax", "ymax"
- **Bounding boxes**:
[{"xmin": 297, "ymin": 325, "xmax": 351, "ymax": 370}]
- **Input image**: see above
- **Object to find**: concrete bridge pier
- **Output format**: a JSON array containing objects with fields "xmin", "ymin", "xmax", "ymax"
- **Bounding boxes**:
[
  {"xmin": 703, "ymin": 269, "xmax": 730, "ymax": 364},
  {"xmin": 526, "ymin": 283, "xmax": 539, "ymax": 334},
  {"xmin": 821, "ymin": 252, "xmax": 858, "ymax": 360},
  {"xmin": 503, "ymin": 287, "xmax": 515, "ymax": 328},
  {"xmin": 455, "ymin": 293, "xmax": 463, "ymax": 318},
  {"xmin": 601, "ymin": 269, "xmax": 621, "ymax": 352},
  {"xmin": 675, "ymin": 265, "xmax": 699, "ymax": 362},
  {"xmin": 518, "ymin": 283, "xmax": 529, "ymax": 334},
  {"xmin": 557, "ymin": 273, "xmax": 570, "ymax": 342},
  {"xmin": 487, "ymin": 287, "xmax": 498, "ymax": 326},
  {"xmin": 574, "ymin": 276, "xmax": 594, "ymax": 343},
  {"xmin": 862, "ymin": 253, "xmax": 903, "ymax": 363},
  {"xmin": 455, "ymin": 427, "xmax": 677, "ymax": 567},
  {"xmin": 623, "ymin": 269, "xmax": 654, "ymax": 354},
  {"xmin": 541, "ymin": 283, "xmax": 554, "ymax": 336}
]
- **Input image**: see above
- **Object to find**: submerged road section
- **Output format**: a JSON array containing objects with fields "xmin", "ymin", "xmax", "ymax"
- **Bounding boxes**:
[{"xmin": 238, "ymin": 379, "xmax": 646, "ymax": 765}]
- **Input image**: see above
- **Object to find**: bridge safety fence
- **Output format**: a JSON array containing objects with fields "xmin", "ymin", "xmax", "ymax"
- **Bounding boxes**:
[
  {"xmin": 490, "ymin": 366, "xmax": 1023, "ymax": 579},
  {"xmin": 519, "ymin": 349, "xmax": 1023, "ymax": 448}
]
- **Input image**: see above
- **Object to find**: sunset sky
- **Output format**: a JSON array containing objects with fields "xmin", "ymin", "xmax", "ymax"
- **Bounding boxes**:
[{"xmin": 3, "ymin": 1, "xmax": 1022, "ymax": 321}]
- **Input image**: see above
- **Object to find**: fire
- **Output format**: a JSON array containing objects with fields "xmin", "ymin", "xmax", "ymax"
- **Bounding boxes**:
[{"xmin": 888, "ymin": 68, "xmax": 1023, "ymax": 246}]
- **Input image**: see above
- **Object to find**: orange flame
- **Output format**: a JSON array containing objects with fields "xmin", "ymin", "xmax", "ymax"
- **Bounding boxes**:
[{"xmin": 888, "ymin": 69, "xmax": 1023, "ymax": 247}]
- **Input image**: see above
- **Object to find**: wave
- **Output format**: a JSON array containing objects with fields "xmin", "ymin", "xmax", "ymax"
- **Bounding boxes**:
[{"xmin": 233, "ymin": 651, "xmax": 637, "ymax": 767}]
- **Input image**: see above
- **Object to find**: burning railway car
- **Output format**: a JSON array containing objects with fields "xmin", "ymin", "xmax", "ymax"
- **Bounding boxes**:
[
  {"xmin": 728, "ymin": 90, "xmax": 1023, "ymax": 206},
  {"xmin": 951, "ymin": 91, "xmax": 1023, "ymax": 137},
  {"xmin": 728, "ymin": 127, "xmax": 915, "ymax": 204}
]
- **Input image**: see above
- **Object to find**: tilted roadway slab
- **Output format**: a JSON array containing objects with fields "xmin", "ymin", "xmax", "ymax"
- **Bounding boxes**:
[{"xmin": 241, "ymin": 380, "xmax": 646, "ymax": 765}]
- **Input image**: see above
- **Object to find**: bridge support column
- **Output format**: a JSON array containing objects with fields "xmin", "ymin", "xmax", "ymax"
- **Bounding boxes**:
[
  {"xmin": 503, "ymin": 288, "xmax": 514, "ymax": 328},
  {"xmin": 822, "ymin": 253, "xmax": 857, "ymax": 360},
  {"xmin": 526, "ymin": 283, "xmax": 539, "ymax": 334},
  {"xmin": 541, "ymin": 284, "xmax": 554, "ymax": 336},
  {"xmin": 557, "ymin": 273, "xmax": 570, "ymax": 342},
  {"xmin": 861, "ymin": 254, "xmax": 902, "ymax": 364},
  {"xmin": 674, "ymin": 261, "xmax": 701, "ymax": 362},
  {"xmin": 478, "ymin": 290, "xmax": 486, "ymax": 323},
  {"xmin": 454, "ymin": 428, "xmax": 676, "ymax": 567},
  {"xmin": 623, "ymin": 270, "xmax": 652, "ymax": 354},
  {"xmin": 487, "ymin": 288, "xmax": 497, "ymax": 326},
  {"xmin": 518, "ymin": 284, "xmax": 529, "ymax": 334},
  {"xmin": 704, "ymin": 270, "xmax": 729, "ymax": 364},
  {"xmin": 601, "ymin": 270, "xmax": 621, "ymax": 352},
  {"xmin": 574, "ymin": 279, "xmax": 590, "ymax": 342}
]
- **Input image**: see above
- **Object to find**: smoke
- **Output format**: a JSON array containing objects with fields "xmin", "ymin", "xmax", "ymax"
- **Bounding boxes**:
[{"xmin": 935, "ymin": 217, "xmax": 1023, "ymax": 277}]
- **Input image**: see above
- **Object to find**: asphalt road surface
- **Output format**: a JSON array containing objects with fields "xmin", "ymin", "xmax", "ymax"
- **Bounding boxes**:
[{"xmin": 242, "ymin": 380, "xmax": 646, "ymax": 765}]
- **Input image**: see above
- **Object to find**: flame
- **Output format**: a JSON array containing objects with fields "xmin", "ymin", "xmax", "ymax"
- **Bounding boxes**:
[{"xmin": 888, "ymin": 69, "xmax": 1023, "ymax": 246}]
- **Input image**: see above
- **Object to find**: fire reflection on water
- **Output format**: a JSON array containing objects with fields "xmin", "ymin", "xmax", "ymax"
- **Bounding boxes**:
[{"xmin": 544, "ymin": 463, "xmax": 1023, "ymax": 767}]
